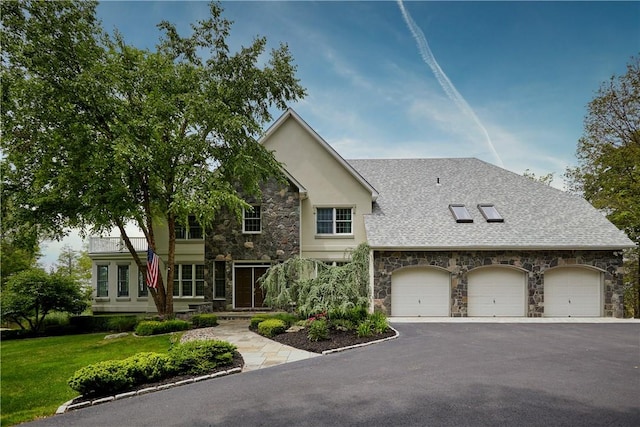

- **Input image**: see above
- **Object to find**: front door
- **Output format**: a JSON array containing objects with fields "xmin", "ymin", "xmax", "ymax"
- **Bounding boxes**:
[{"xmin": 234, "ymin": 265, "xmax": 269, "ymax": 308}]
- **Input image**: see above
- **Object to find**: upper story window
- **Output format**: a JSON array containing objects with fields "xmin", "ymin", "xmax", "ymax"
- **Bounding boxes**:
[
  {"xmin": 449, "ymin": 204, "xmax": 473, "ymax": 223},
  {"xmin": 316, "ymin": 207, "xmax": 353, "ymax": 235},
  {"xmin": 478, "ymin": 204, "xmax": 504, "ymax": 222},
  {"xmin": 175, "ymin": 215, "xmax": 203, "ymax": 240},
  {"xmin": 243, "ymin": 206, "xmax": 261, "ymax": 234}
]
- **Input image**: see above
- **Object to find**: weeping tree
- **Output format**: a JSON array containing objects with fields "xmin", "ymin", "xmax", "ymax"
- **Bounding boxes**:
[
  {"xmin": 1, "ymin": 1, "xmax": 305, "ymax": 315},
  {"xmin": 259, "ymin": 243, "xmax": 371, "ymax": 317}
]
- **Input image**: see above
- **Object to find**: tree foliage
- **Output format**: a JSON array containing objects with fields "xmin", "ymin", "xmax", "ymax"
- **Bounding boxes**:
[
  {"xmin": 565, "ymin": 55, "xmax": 640, "ymax": 317},
  {"xmin": 0, "ymin": 268, "xmax": 89, "ymax": 332},
  {"xmin": 53, "ymin": 244, "xmax": 92, "ymax": 288},
  {"xmin": 259, "ymin": 243, "xmax": 371, "ymax": 317},
  {"xmin": 522, "ymin": 169, "xmax": 554, "ymax": 186},
  {"xmin": 1, "ymin": 1, "xmax": 306, "ymax": 315}
]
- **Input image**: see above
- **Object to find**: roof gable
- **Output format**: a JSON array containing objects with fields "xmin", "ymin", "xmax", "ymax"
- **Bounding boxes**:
[{"xmin": 261, "ymin": 109, "xmax": 378, "ymax": 201}]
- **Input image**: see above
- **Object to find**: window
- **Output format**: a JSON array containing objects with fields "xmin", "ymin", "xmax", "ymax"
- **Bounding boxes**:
[
  {"xmin": 175, "ymin": 215, "xmax": 203, "ymax": 240},
  {"xmin": 214, "ymin": 261, "xmax": 226, "ymax": 299},
  {"xmin": 478, "ymin": 204, "xmax": 504, "ymax": 222},
  {"xmin": 97, "ymin": 265, "xmax": 109, "ymax": 297},
  {"xmin": 173, "ymin": 264, "xmax": 205, "ymax": 297},
  {"xmin": 316, "ymin": 208, "xmax": 353, "ymax": 235},
  {"xmin": 117, "ymin": 265, "xmax": 129, "ymax": 297},
  {"xmin": 243, "ymin": 206, "xmax": 261, "ymax": 233},
  {"xmin": 138, "ymin": 270, "xmax": 148, "ymax": 297},
  {"xmin": 449, "ymin": 204, "xmax": 473, "ymax": 223}
]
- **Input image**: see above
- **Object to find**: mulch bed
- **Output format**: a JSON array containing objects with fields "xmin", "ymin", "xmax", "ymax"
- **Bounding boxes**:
[{"xmin": 266, "ymin": 328, "xmax": 396, "ymax": 353}]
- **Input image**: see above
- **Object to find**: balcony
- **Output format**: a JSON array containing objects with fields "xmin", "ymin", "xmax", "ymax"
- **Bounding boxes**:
[{"xmin": 89, "ymin": 236, "xmax": 147, "ymax": 253}]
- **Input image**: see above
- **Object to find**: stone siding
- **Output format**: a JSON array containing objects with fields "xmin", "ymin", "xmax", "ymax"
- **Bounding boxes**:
[
  {"xmin": 204, "ymin": 179, "xmax": 301, "ymax": 309},
  {"xmin": 373, "ymin": 250, "xmax": 624, "ymax": 318}
]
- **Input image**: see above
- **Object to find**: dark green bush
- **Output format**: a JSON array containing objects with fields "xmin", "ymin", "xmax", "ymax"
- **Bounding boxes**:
[
  {"xmin": 307, "ymin": 319, "xmax": 329, "ymax": 342},
  {"xmin": 108, "ymin": 316, "xmax": 139, "ymax": 332},
  {"xmin": 68, "ymin": 340, "xmax": 236, "ymax": 396},
  {"xmin": 68, "ymin": 359, "xmax": 136, "ymax": 396},
  {"xmin": 169, "ymin": 340, "xmax": 236, "ymax": 375},
  {"xmin": 257, "ymin": 319, "xmax": 286, "ymax": 338},
  {"xmin": 135, "ymin": 320, "xmax": 190, "ymax": 336},
  {"xmin": 250, "ymin": 314, "xmax": 271, "ymax": 329},
  {"xmin": 191, "ymin": 314, "xmax": 218, "ymax": 328},
  {"xmin": 69, "ymin": 315, "xmax": 139, "ymax": 333}
]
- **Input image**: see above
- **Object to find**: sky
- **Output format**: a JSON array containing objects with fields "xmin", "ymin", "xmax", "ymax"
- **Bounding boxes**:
[{"xmin": 39, "ymin": 0, "xmax": 640, "ymax": 268}]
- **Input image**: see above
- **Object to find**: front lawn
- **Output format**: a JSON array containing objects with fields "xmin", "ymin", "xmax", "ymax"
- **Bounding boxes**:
[{"xmin": 0, "ymin": 332, "xmax": 179, "ymax": 427}]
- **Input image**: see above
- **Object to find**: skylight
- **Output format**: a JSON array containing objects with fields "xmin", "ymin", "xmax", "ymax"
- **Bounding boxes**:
[
  {"xmin": 478, "ymin": 204, "xmax": 504, "ymax": 222},
  {"xmin": 449, "ymin": 204, "xmax": 473, "ymax": 223}
]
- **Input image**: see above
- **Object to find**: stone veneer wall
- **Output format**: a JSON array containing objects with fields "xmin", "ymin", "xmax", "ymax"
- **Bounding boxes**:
[
  {"xmin": 204, "ymin": 179, "xmax": 301, "ymax": 309},
  {"xmin": 373, "ymin": 250, "xmax": 624, "ymax": 318}
]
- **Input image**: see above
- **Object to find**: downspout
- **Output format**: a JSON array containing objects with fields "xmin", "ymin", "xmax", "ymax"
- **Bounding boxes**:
[{"xmin": 369, "ymin": 247, "xmax": 375, "ymax": 313}]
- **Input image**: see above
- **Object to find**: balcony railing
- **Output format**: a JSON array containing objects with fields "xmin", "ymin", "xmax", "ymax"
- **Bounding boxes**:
[{"xmin": 89, "ymin": 236, "xmax": 147, "ymax": 253}]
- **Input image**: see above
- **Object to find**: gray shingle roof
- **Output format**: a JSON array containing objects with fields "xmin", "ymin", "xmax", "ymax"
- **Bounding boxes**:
[{"xmin": 348, "ymin": 158, "xmax": 634, "ymax": 250}]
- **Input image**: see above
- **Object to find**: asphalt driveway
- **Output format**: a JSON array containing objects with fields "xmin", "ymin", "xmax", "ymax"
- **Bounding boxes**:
[{"xmin": 28, "ymin": 323, "xmax": 639, "ymax": 427}]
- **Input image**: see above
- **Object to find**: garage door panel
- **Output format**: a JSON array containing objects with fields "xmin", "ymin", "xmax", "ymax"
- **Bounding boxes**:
[
  {"xmin": 545, "ymin": 268, "xmax": 601, "ymax": 317},
  {"xmin": 392, "ymin": 268, "xmax": 450, "ymax": 317},
  {"xmin": 468, "ymin": 268, "xmax": 526, "ymax": 317}
]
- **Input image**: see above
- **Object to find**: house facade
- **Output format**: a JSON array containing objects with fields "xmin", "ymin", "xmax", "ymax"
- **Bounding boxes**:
[{"xmin": 89, "ymin": 109, "xmax": 634, "ymax": 317}]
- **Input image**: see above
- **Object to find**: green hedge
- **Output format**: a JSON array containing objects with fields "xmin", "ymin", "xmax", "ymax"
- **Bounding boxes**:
[
  {"xmin": 191, "ymin": 314, "xmax": 218, "ymax": 328},
  {"xmin": 68, "ymin": 340, "xmax": 237, "ymax": 397},
  {"xmin": 257, "ymin": 319, "xmax": 286, "ymax": 338},
  {"xmin": 135, "ymin": 320, "xmax": 191, "ymax": 336},
  {"xmin": 250, "ymin": 313, "xmax": 298, "ymax": 329}
]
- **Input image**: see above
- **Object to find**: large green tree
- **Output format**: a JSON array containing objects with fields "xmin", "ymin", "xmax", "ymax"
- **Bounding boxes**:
[
  {"xmin": 1, "ymin": 1, "xmax": 305, "ymax": 315},
  {"xmin": 565, "ymin": 55, "xmax": 640, "ymax": 317}
]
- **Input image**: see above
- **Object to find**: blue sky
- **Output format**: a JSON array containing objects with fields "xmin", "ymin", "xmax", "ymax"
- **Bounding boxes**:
[{"xmin": 40, "ymin": 0, "xmax": 640, "ymax": 267}]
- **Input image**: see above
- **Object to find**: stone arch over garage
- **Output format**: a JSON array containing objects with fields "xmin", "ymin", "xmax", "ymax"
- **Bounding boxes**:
[{"xmin": 390, "ymin": 266, "xmax": 452, "ymax": 317}]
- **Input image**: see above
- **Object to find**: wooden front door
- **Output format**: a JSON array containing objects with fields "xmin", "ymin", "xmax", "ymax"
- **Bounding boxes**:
[{"xmin": 234, "ymin": 266, "xmax": 269, "ymax": 308}]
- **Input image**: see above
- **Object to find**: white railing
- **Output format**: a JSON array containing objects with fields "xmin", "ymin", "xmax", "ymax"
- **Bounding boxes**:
[{"xmin": 89, "ymin": 236, "xmax": 147, "ymax": 253}]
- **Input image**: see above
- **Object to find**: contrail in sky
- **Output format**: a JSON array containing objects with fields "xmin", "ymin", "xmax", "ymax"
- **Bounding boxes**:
[{"xmin": 397, "ymin": 0, "xmax": 504, "ymax": 167}]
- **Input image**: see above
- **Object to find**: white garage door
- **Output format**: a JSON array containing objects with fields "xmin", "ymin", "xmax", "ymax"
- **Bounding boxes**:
[
  {"xmin": 468, "ymin": 268, "xmax": 526, "ymax": 317},
  {"xmin": 544, "ymin": 268, "xmax": 602, "ymax": 317},
  {"xmin": 391, "ymin": 268, "xmax": 450, "ymax": 316}
]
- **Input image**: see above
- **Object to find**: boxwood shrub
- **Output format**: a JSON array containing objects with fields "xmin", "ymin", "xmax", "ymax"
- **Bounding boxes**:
[
  {"xmin": 68, "ymin": 340, "xmax": 237, "ymax": 397},
  {"xmin": 135, "ymin": 320, "xmax": 190, "ymax": 336},
  {"xmin": 257, "ymin": 319, "xmax": 286, "ymax": 338},
  {"xmin": 191, "ymin": 314, "xmax": 218, "ymax": 328}
]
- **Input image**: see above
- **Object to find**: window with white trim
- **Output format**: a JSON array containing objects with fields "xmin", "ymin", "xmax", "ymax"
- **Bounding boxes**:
[
  {"xmin": 243, "ymin": 206, "xmax": 261, "ymax": 233},
  {"xmin": 138, "ymin": 270, "xmax": 148, "ymax": 297},
  {"xmin": 175, "ymin": 215, "xmax": 203, "ymax": 240},
  {"xmin": 172, "ymin": 264, "xmax": 205, "ymax": 297},
  {"xmin": 117, "ymin": 265, "xmax": 129, "ymax": 297},
  {"xmin": 214, "ymin": 261, "xmax": 226, "ymax": 299},
  {"xmin": 97, "ymin": 265, "xmax": 109, "ymax": 297},
  {"xmin": 316, "ymin": 207, "xmax": 353, "ymax": 235}
]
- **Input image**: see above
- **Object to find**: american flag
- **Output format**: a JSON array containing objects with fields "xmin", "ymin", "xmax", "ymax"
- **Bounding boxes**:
[{"xmin": 146, "ymin": 248, "xmax": 159, "ymax": 289}]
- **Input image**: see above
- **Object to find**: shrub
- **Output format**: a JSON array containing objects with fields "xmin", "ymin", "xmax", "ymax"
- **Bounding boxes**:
[
  {"xmin": 307, "ymin": 319, "xmax": 329, "ymax": 342},
  {"xmin": 108, "ymin": 316, "xmax": 139, "ymax": 332},
  {"xmin": 68, "ymin": 340, "xmax": 236, "ymax": 396},
  {"xmin": 356, "ymin": 321, "xmax": 373, "ymax": 338},
  {"xmin": 331, "ymin": 318, "xmax": 355, "ymax": 332},
  {"xmin": 250, "ymin": 314, "xmax": 271, "ymax": 329},
  {"xmin": 68, "ymin": 359, "xmax": 136, "ymax": 396},
  {"xmin": 169, "ymin": 340, "xmax": 236, "ymax": 375},
  {"xmin": 135, "ymin": 320, "xmax": 190, "ymax": 336},
  {"xmin": 368, "ymin": 312, "xmax": 388, "ymax": 334},
  {"xmin": 250, "ymin": 313, "xmax": 298, "ymax": 329},
  {"xmin": 257, "ymin": 319, "xmax": 286, "ymax": 338},
  {"xmin": 191, "ymin": 314, "xmax": 218, "ymax": 328}
]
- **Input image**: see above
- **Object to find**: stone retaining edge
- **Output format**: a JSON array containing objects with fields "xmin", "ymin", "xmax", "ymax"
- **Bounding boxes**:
[
  {"xmin": 321, "ymin": 326, "xmax": 399, "ymax": 355},
  {"xmin": 56, "ymin": 367, "xmax": 243, "ymax": 414}
]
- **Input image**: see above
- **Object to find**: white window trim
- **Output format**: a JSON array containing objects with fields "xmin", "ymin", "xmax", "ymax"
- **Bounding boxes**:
[
  {"xmin": 315, "ymin": 207, "xmax": 355, "ymax": 237},
  {"xmin": 96, "ymin": 264, "xmax": 109, "ymax": 298},
  {"xmin": 242, "ymin": 206, "xmax": 262, "ymax": 234},
  {"xmin": 172, "ymin": 264, "xmax": 206, "ymax": 298}
]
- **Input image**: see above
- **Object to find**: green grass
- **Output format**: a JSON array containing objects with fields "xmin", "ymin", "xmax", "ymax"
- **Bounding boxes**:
[{"xmin": 0, "ymin": 332, "xmax": 180, "ymax": 427}]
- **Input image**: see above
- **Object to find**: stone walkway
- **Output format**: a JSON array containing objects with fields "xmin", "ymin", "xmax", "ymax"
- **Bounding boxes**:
[{"xmin": 181, "ymin": 319, "xmax": 319, "ymax": 371}]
